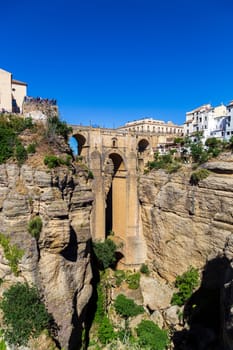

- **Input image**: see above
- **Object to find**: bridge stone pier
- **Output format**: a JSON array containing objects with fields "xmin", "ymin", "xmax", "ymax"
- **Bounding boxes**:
[{"xmin": 72, "ymin": 125, "xmax": 170, "ymax": 266}]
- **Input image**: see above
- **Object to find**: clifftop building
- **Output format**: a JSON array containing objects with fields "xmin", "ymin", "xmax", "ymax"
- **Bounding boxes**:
[
  {"xmin": 0, "ymin": 68, "xmax": 27, "ymax": 113},
  {"xmin": 184, "ymin": 102, "xmax": 233, "ymax": 142},
  {"xmin": 118, "ymin": 117, "xmax": 183, "ymax": 135}
]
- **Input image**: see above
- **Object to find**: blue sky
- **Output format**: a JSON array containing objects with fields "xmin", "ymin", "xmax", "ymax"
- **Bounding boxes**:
[{"xmin": 2, "ymin": 0, "xmax": 233, "ymax": 127}]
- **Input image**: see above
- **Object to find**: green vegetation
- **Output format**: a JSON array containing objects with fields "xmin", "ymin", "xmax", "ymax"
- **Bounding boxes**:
[
  {"xmin": 94, "ymin": 283, "xmax": 105, "ymax": 324},
  {"xmin": 136, "ymin": 320, "xmax": 169, "ymax": 350},
  {"xmin": 0, "ymin": 233, "xmax": 24, "ymax": 276},
  {"xmin": 0, "ymin": 341, "xmax": 6, "ymax": 350},
  {"xmin": 91, "ymin": 273, "xmax": 169, "ymax": 349},
  {"xmin": 126, "ymin": 272, "xmax": 140, "ymax": 290},
  {"xmin": 114, "ymin": 294, "xmax": 144, "ymax": 319},
  {"xmin": 184, "ymin": 135, "xmax": 226, "ymax": 165},
  {"xmin": 0, "ymin": 282, "xmax": 51, "ymax": 346},
  {"xmin": 27, "ymin": 142, "xmax": 36, "ymax": 154},
  {"xmin": 88, "ymin": 170, "xmax": 94, "ymax": 179},
  {"xmin": 28, "ymin": 216, "xmax": 43, "ymax": 239},
  {"xmin": 97, "ymin": 315, "xmax": 116, "ymax": 345},
  {"xmin": 114, "ymin": 269, "xmax": 126, "ymax": 286},
  {"xmin": 190, "ymin": 142, "xmax": 208, "ymax": 164},
  {"xmin": 15, "ymin": 142, "xmax": 27, "ymax": 165},
  {"xmin": 93, "ymin": 238, "xmax": 117, "ymax": 269},
  {"xmin": 140, "ymin": 263, "xmax": 150, "ymax": 275},
  {"xmin": 146, "ymin": 151, "xmax": 181, "ymax": 174},
  {"xmin": 171, "ymin": 267, "xmax": 199, "ymax": 306},
  {"xmin": 0, "ymin": 115, "xmax": 33, "ymax": 165},
  {"xmin": 93, "ymin": 280, "xmax": 117, "ymax": 345},
  {"xmin": 205, "ymin": 137, "xmax": 222, "ymax": 157},
  {"xmin": 113, "ymin": 270, "xmax": 141, "ymax": 289},
  {"xmin": 44, "ymin": 154, "xmax": 71, "ymax": 168},
  {"xmin": 46, "ymin": 116, "xmax": 72, "ymax": 142},
  {"xmin": 190, "ymin": 168, "xmax": 210, "ymax": 185}
]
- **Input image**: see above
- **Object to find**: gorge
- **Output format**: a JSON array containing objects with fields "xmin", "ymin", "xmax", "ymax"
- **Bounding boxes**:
[{"xmin": 0, "ymin": 114, "xmax": 233, "ymax": 350}]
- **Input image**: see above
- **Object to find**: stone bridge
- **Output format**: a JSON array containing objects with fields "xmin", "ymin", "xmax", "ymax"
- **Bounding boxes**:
[{"xmin": 71, "ymin": 125, "xmax": 175, "ymax": 265}]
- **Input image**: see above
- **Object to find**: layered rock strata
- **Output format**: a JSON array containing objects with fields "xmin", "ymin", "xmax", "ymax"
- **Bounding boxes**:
[
  {"xmin": 139, "ymin": 159, "xmax": 233, "ymax": 349},
  {"xmin": 0, "ymin": 163, "xmax": 94, "ymax": 350}
]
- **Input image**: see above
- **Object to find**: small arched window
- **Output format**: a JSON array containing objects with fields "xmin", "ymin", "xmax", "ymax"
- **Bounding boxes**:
[{"xmin": 112, "ymin": 137, "xmax": 117, "ymax": 148}]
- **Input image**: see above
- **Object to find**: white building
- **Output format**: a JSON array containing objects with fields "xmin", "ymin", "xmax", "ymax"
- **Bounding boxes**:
[
  {"xmin": 0, "ymin": 68, "xmax": 27, "ymax": 113},
  {"xmin": 184, "ymin": 103, "xmax": 233, "ymax": 142},
  {"xmin": 118, "ymin": 118, "xmax": 183, "ymax": 135}
]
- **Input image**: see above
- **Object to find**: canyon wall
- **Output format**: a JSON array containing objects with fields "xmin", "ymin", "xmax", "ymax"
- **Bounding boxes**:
[
  {"xmin": 0, "ymin": 163, "xmax": 94, "ymax": 349},
  {"xmin": 139, "ymin": 155, "xmax": 233, "ymax": 349}
]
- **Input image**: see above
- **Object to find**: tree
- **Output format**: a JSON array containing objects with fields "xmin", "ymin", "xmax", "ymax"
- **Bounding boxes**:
[
  {"xmin": 0, "ymin": 283, "xmax": 51, "ymax": 346},
  {"xmin": 136, "ymin": 320, "xmax": 169, "ymax": 350},
  {"xmin": 93, "ymin": 238, "xmax": 117, "ymax": 269},
  {"xmin": 114, "ymin": 294, "xmax": 144, "ymax": 319},
  {"xmin": 171, "ymin": 267, "xmax": 199, "ymax": 306}
]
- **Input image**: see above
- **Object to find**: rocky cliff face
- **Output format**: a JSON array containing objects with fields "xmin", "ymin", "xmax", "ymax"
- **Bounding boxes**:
[
  {"xmin": 139, "ymin": 156, "xmax": 233, "ymax": 349},
  {"xmin": 0, "ymin": 163, "xmax": 94, "ymax": 350}
]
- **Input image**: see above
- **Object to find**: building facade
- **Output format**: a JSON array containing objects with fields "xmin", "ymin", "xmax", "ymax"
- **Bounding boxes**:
[
  {"xmin": 184, "ymin": 103, "xmax": 233, "ymax": 142},
  {"xmin": 0, "ymin": 68, "xmax": 27, "ymax": 113},
  {"xmin": 118, "ymin": 118, "xmax": 183, "ymax": 135}
]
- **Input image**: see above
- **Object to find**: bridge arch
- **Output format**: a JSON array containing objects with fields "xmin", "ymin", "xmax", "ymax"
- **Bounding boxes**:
[
  {"xmin": 103, "ymin": 149, "xmax": 128, "ymax": 173},
  {"xmin": 138, "ymin": 138, "xmax": 150, "ymax": 153},
  {"xmin": 72, "ymin": 133, "xmax": 87, "ymax": 156},
  {"xmin": 137, "ymin": 138, "xmax": 153, "ymax": 172},
  {"xmin": 104, "ymin": 151, "xmax": 127, "ymax": 242}
]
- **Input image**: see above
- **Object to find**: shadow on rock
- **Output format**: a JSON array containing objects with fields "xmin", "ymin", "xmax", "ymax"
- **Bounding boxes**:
[{"xmin": 173, "ymin": 256, "xmax": 233, "ymax": 350}]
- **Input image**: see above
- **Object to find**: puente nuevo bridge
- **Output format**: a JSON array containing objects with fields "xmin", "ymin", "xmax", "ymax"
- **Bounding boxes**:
[{"xmin": 72, "ymin": 124, "xmax": 182, "ymax": 266}]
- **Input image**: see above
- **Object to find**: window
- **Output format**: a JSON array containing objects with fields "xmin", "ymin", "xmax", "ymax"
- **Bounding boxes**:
[{"xmin": 112, "ymin": 138, "xmax": 117, "ymax": 147}]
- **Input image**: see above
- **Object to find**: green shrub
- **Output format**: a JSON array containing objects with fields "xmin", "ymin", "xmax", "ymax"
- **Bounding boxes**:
[
  {"xmin": 114, "ymin": 270, "xmax": 126, "ymax": 286},
  {"xmin": 27, "ymin": 143, "xmax": 36, "ymax": 154},
  {"xmin": 15, "ymin": 142, "xmax": 27, "ymax": 165},
  {"xmin": 171, "ymin": 267, "xmax": 199, "ymax": 306},
  {"xmin": 126, "ymin": 272, "xmax": 140, "ymax": 290},
  {"xmin": 0, "ymin": 283, "xmax": 51, "ymax": 346},
  {"xmin": 93, "ymin": 239, "xmax": 117, "ymax": 270},
  {"xmin": 28, "ymin": 216, "xmax": 43, "ymax": 240},
  {"xmin": 0, "ymin": 339, "xmax": 6, "ymax": 350},
  {"xmin": 140, "ymin": 263, "xmax": 150, "ymax": 275},
  {"xmin": 190, "ymin": 168, "xmax": 210, "ymax": 185},
  {"xmin": 205, "ymin": 137, "xmax": 219, "ymax": 148},
  {"xmin": 147, "ymin": 152, "xmax": 181, "ymax": 174},
  {"xmin": 136, "ymin": 320, "xmax": 169, "ymax": 350},
  {"xmin": 190, "ymin": 142, "xmax": 207, "ymax": 163},
  {"xmin": 44, "ymin": 155, "xmax": 62, "ymax": 168},
  {"xmin": 114, "ymin": 294, "xmax": 144, "ymax": 319},
  {"xmin": 0, "ymin": 115, "xmax": 35, "ymax": 165},
  {"xmin": 0, "ymin": 127, "xmax": 16, "ymax": 164},
  {"xmin": 88, "ymin": 170, "xmax": 94, "ymax": 179},
  {"xmin": 98, "ymin": 315, "xmax": 116, "ymax": 344},
  {"xmin": 0, "ymin": 234, "xmax": 24, "ymax": 276},
  {"xmin": 94, "ymin": 283, "xmax": 105, "ymax": 324},
  {"xmin": 44, "ymin": 155, "xmax": 72, "ymax": 168},
  {"xmin": 166, "ymin": 162, "xmax": 181, "ymax": 174}
]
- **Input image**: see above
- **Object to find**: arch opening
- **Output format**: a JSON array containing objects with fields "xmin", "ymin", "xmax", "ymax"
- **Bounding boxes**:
[
  {"xmin": 73, "ymin": 134, "xmax": 86, "ymax": 156},
  {"xmin": 69, "ymin": 136, "xmax": 78, "ymax": 156},
  {"xmin": 105, "ymin": 153, "xmax": 126, "ymax": 240},
  {"xmin": 138, "ymin": 139, "xmax": 150, "ymax": 153}
]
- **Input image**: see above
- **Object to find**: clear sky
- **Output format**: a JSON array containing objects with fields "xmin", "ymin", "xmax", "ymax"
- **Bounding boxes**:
[{"xmin": 2, "ymin": 0, "xmax": 233, "ymax": 127}]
